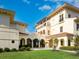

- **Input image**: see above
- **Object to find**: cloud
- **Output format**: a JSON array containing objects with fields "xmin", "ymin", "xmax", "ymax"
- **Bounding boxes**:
[
  {"xmin": 75, "ymin": 0, "xmax": 79, "ymax": 3},
  {"xmin": 0, "ymin": 5, "xmax": 4, "ymax": 8},
  {"xmin": 44, "ymin": 0, "xmax": 79, "ymax": 8},
  {"xmin": 22, "ymin": 0, "xmax": 30, "ymax": 4},
  {"xmin": 38, "ymin": 5, "xmax": 52, "ymax": 11}
]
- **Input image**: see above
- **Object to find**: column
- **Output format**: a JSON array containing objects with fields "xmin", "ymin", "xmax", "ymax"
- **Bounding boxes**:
[
  {"xmin": 39, "ymin": 40, "xmax": 40, "ymax": 48},
  {"xmin": 57, "ymin": 39, "xmax": 61, "ymax": 49},
  {"xmin": 64, "ymin": 37, "xmax": 68, "ymax": 46},
  {"xmin": 32, "ymin": 40, "xmax": 33, "ymax": 48}
]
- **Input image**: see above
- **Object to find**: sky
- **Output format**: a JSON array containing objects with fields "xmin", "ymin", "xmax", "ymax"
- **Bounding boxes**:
[{"xmin": 0, "ymin": 0, "xmax": 79, "ymax": 32}]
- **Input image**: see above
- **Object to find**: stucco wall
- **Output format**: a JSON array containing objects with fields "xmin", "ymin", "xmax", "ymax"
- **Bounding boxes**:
[
  {"xmin": 0, "ymin": 27, "xmax": 19, "ymax": 49},
  {"xmin": 0, "ymin": 14, "xmax": 10, "ymax": 27}
]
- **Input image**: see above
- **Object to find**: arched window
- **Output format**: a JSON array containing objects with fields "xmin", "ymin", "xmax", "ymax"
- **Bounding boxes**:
[
  {"xmin": 40, "ymin": 39, "xmax": 45, "ymax": 48},
  {"xmin": 27, "ymin": 38, "xmax": 32, "ymax": 47},
  {"xmin": 20, "ymin": 38, "xmax": 25, "ymax": 46},
  {"xmin": 68, "ymin": 14, "xmax": 71, "ymax": 18},
  {"xmin": 33, "ymin": 39, "xmax": 39, "ymax": 48},
  {"xmin": 60, "ymin": 39, "xmax": 64, "ymax": 46},
  {"xmin": 49, "ymin": 39, "xmax": 53, "ymax": 48}
]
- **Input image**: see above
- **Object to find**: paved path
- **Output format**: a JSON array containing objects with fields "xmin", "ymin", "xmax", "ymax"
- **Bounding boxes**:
[
  {"xmin": 31, "ymin": 48, "xmax": 53, "ymax": 50},
  {"xmin": 60, "ymin": 50, "xmax": 77, "ymax": 54},
  {"xmin": 31, "ymin": 48, "xmax": 77, "ymax": 54}
]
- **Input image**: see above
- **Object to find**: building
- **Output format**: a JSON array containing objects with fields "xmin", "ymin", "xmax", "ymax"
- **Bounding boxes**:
[
  {"xmin": 0, "ymin": 8, "xmax": 28, "ymax": 49},
  {"xmin": 36, "ymin": 3, "xmax": 79, "ymax": 49}
]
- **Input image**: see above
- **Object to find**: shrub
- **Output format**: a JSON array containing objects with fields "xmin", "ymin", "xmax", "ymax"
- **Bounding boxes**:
[
  {"xmin": 0, "ymin": 48, "xmax": 3, "ymax": 53},
  {"xmin": 19, "ymin": 45, "xmax": 27, "ymax": 48},
  {"xmin": 25, "ymin": 45, "xmax": 28, "ymax": 47},
  {"xmin": 19, "ymin": 47, "xmax": 26, "ymax": 51},
  {"xmin": 26, "ymin": 47, "xmax": 31, "ymax": 51},
  {"xmin": 4, "ymin": 48, "xmax": 10, "ymax": 52},
  {"xmin": 60, "ymin": 46, "xmax": 79, "ymax": 51},
  {"xmin": 11, "ymin": 48, "xmax": 17, "ymax": 52}
]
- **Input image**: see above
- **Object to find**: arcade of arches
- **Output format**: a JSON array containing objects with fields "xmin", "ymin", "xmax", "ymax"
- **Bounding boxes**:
[{"xmin": 19, "ymin": 38, "xmax": 45, "ymax": 48}]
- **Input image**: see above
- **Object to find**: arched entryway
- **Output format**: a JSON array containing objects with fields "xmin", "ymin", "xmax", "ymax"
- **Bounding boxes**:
[
  {"xmin": 19, "ymin": 38, "xmax": 25, "ymax": 48},
  {"xmin": 40, "ymin": 39, "xmax": 45, "ymax": 48},
  {"xmin": 33, "ymin": 39, "xmax": 39, "ymax": 48},
  {"xmin": 27, "ymin": 38, "xmax": 32, "ymax": 47},
  {"xmin": 49, "ymin": 39, "xmax": 53, "ymax": 48}
]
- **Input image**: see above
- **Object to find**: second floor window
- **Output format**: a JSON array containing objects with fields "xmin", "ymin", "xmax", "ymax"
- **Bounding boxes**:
[
  {"xmin": 60, "ymin": 26, "xmax": 63, "ymax": 32},
  {"xmin": 68, "ymin": 14, "xmax": 71, "ymax": 18},
  {"xmin": 48, "ymin": 30, "xmax": 50, "ymax": 35},
  {"xmin": 44, "ymin": 23, "xmax": 46, "ymax": 26},
  {"xmin": 43, "ymin": 30, "xmax": 45, "ymax": 34},
  {"xmin": 59, "ymin": 14, "xmax": 64, "ymax": 22}
]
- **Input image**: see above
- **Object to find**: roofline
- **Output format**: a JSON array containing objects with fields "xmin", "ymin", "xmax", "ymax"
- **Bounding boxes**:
[
  {"xmin": 36, "ymin": 3, "xmax": 79, "ymax": 27},
  {"xmin": 0, "ymin": 8, "xmax": 15, "ymax": 16},
  {"xmin": 48, "ymin": 32, "xmax": 74, "ymax": 38},
  {"xmin": 14, "ymin": 21, "xmax": 27, "ymax": 27},
  {"xmin": 47, "ymin": 3, "xmax": 79, "ymax": 19}
]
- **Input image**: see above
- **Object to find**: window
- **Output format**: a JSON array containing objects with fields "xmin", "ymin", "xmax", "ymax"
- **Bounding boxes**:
[
  {"xmin": 12, "ymin": 40, "xmax": 15, "ymax": 43},
  {"xmin": 61, "ymin": 39, "xmax": 64, "ymax": 46},
  {"xmin": 48, "ymin": 30, "xmax": 50, "ymax": 35},
  {"xmin": 68, "ymin": 39, "xmax": 71, "ymax": 46},
  {"xmin": 60, "ymin": 26, "xmax": 63, "ymax": 32},
  {"xmin": 40, "ymin": 31, "xmax": 42, "ymax": 34},
  {"xmin": 43, "ymin": 30, "xmax": 45, "ymax": 34},
  {"xmin": 59, "ymin": 14, "xmax": 64, "ymax": 22},
  {"xmin": 44, "ymin": 23, "xmax": 46, "ymax": 26},
  {"xmin": 68, "ymin": 14, "xmax": 71, "ymax": 18},
  {"xmin": 76, "ymin": 24, "xmax": 79, "ymax": 31}
]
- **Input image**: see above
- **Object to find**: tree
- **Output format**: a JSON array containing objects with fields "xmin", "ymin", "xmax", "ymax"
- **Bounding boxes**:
[
  {"xmin": 74, "ymin": 35, "xmax": 79, "ymax": 55},
  {"xmin": 74, "ymin": 36, "xmax": 79, "ymax": 47},
  {"xmin": 53, "ymin": 38, "xmax": 58, "ymax": 50}
]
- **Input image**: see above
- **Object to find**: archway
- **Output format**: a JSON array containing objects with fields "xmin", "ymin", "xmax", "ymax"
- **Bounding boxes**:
[
  {"xmin": 19, "ymin": 38, "xmax": 25, "ymax": 48},
  {"xmin": 27, "ymin": 38, "xmax": 32, "ymax": 47},
  {"xmin": 33, "ymin": 39, "xmax": 39, "ymax": 48},
  {"xmin": 49, "ymin": 39, "xmax": 53, "ymax": 48},
  {"xmin": 40, "ymin": 39, "xmax": 45, "ymax": 48}
]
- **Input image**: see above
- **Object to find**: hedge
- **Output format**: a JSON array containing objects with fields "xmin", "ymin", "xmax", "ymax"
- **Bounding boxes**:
[{"xmin": 60, "ymin": 46, "xmax": 79, "ymax": 51}]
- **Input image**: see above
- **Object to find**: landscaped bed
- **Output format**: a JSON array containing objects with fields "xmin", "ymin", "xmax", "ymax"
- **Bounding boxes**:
[{"xmin": 0, "ymin": 50, "xmax": 79, "ymax": 59}]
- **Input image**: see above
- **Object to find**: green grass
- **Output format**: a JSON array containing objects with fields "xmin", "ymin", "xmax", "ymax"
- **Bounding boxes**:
[{"xmin": 0, "ymin": 50, "xmax": 79, "ymax": 59}]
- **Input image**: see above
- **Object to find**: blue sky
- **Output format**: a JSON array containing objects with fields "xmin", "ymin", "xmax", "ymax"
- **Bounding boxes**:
[{"xmin": 0, "ymin": 0, "xmax": 79, "ymax": 32}]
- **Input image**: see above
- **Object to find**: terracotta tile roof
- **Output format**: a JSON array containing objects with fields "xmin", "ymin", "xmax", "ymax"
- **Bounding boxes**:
[
  {"xmin": 14, "ymin": 21, "xmax": 27, "ymax": 26},
  {"xmin": 0, "ymin": 8, "xmax": 15, "ymax": 16},
  {"xmin": 47, "ymin": 32, "xmax": 74, "ymax": 38}
]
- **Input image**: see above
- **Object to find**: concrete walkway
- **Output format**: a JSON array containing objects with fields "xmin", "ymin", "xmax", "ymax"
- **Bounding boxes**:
[
  {"xmin": 31, "ymin": 48, "xmax": 77, "ymax": 54},
  {"xmin": 31, "ymin": 48, "xmax": 53, "ymax": 50},
  {"xmin": 60, "ymin": 50, "xmax": 77, "ymax": 54}
]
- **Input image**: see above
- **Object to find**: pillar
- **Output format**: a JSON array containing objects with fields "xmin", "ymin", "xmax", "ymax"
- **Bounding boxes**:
[
  {"xmin": 39, "ymin": 40, "xmax": 40, "ymax": 48},
  {"xmin": 64, "ymin": 37, "xmax": 68, "ymax": 46},
  {"xmin": 57, "ymin": 39, "xmax": 61, "ymax": 49},
  {"xmin": 32, "ymin": 40, "xmax": 33, "ymax": 48}
]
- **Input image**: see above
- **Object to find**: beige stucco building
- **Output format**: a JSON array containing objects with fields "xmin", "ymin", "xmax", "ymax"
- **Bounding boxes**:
[
  {"xmin": 35, "ymin": 3, "xmax": 79, "ymax": 49},
  {"xmin": 0, "ymin": 8, "xmax": 29, "ymax": 49},
  {"xmin": 0, "ymin": 3, "xmax": 79, "ymax": 50}
]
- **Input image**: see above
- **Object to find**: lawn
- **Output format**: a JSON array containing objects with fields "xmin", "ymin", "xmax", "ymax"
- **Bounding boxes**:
[{"xmin": 0, "ymin": 50, "xmax": 79, "ymax": 59}]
